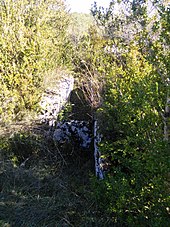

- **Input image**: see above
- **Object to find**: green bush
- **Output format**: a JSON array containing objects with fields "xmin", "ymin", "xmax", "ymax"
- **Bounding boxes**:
[
  {"xmin": 91, "ymin": 140, "xmax": 170, "ymax": 226},
  {"xmin": 72, "ymin": 2, "xmax": 170, "ymax": 225},
  {"xmin": 0, "ymin": 0, "xmax": 69, "ymax": 123},
  {"xmin": 84, "ymin": 43, "xmax": 169, "ymax": 226}
]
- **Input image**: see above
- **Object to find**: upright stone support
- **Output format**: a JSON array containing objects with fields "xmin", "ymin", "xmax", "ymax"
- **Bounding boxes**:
[
  {"xmin": 164, "ymin": 96, "xmax": 170, "ymax": 141},
  {"xmin": 94, "ymin": 120, "xmax": 104, "ymax": 179},
  {"xmin": 39, "ymin": 75, "xmax": 74, "ymax": 126}
]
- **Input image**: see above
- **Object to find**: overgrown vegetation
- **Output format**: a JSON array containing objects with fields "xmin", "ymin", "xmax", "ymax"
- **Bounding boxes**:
[
  {"xmin": 0, "ymin": 127, "xmax": 95, "ymax": 226},
  {"xmin": 72, "ymin": 0, "xmax": 170, "ymax": 225},
  {"xmin": 0, "ymin": 0, "xmax": 69, "ymax": 123},
  {"xmin": 0, "ymin": 0, "xmax": 170, "ymax": 226}
]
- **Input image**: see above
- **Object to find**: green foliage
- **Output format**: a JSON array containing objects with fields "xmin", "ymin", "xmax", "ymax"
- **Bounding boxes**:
[
  {"xmin": 72, "ymin": 0, "xmax": 170, "ymax": 225},
  {"xmin": 0, "ymin": 130, "xmax": 48, "ymax": 168},
  {"xmin": 90, "ymin": 42, "xmax": 169, "ymax": 225},
  {"xmin": 8, "ymin": 133, "xmax": 43, "ymax": 166},
  {"xmin": 72, "ymin": 26, "xmax": 109, "ymax": 109},
  {"xmin": 91, "ymin": 140, "xmax": 170, "ymax": 226},
  {"xmin": 0, "ymin": 0, "xmax": 69, "ymax": 123},
  {"xmin": 0, "ymin": 0, "xmax": 169, "ymax": 226},
  {"xmin": 101, "ymin": 45, "xmax": 165, "ymax": 140},
  {"xmin": 57, "ymin": 102, "xmax": 73, "ymax": 121}
]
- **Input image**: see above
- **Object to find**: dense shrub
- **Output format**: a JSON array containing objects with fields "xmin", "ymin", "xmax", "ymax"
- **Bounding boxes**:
[
  {"xmin": 91, "ymin": 142, "xmax": 170, "ymax": 226},
  {"xmin": 0, "ymin": 0, "xmax": 69, "ymax": 123},
  {"xmin": 81, "ymin": 39, "xmax": 170, "ymax": 226},
  {"xmin": 72, "ymin": 1, "xmax": 170, "ymax": 225}
]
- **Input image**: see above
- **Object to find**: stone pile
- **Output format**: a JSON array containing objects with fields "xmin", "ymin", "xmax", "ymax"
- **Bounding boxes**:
[
  {"xmin": 39, "ymin": 75, "xmax": 74, "ymax": 126},
  {"xmin": 53, "ymin": 119, "xmax": 105, "ymax": 179},
  {"xmin": 53, "ymin": 120, "xmax": 92, "ymax": 149},
  {"xmin": 38, "ymin": 74, "xmax": 104, "ymax": 178}
]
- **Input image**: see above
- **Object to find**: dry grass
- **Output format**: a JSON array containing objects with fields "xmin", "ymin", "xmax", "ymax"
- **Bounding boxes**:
[{"xmin": 0, "ymin": 121, "xmax": 97, "ymax": 227}]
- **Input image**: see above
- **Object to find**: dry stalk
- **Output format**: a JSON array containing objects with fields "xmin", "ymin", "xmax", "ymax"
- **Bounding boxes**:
[{"xmin": 79, "ymin": 61, "xmax": 104, "ymax": 110}]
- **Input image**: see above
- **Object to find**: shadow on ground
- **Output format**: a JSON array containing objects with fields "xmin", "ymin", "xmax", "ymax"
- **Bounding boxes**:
[{"xmin": 0, "ymin": 121, "xmax": 97, "ymax": 227}]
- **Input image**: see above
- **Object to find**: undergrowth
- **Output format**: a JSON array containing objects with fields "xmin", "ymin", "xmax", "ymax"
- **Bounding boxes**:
[{"xmin": 0, "ymin": 124, "xmax": 97, "ymax": 227}]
